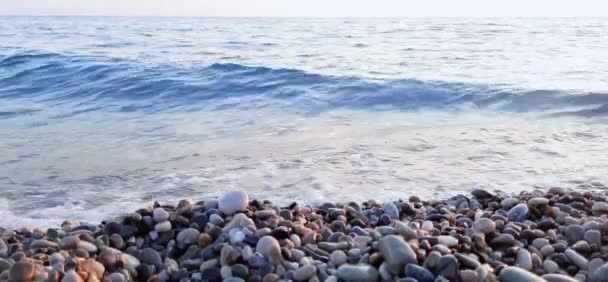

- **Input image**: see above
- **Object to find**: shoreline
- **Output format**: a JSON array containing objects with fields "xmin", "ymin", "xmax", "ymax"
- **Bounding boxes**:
[{"xmin": 0, "ymin": 188, "xmax": 607, "ymax": 281}]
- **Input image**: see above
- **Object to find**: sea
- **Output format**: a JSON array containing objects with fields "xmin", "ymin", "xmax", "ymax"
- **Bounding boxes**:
[{"xmin": 1, "ymin": 17, "xmax": 607, "ymax": 227}]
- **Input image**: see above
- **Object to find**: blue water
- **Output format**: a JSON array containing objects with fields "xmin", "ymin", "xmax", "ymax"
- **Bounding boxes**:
[{"xmin": 1, "ymin": 17, "xmax": 608, "ymax": 227}]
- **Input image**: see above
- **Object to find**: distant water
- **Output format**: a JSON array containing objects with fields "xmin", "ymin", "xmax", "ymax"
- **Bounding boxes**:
[{"xmin": 1, "ymin": 17, "xmax": 608, "ymax": 227}]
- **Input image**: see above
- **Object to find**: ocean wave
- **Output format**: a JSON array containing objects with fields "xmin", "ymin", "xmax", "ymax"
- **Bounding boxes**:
[{"xmin": 1, "ymin": 51, "xmax": 608, "ymax": 118}]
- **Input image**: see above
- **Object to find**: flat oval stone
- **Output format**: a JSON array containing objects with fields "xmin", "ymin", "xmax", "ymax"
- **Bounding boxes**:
[
  {"xmin": 404, "ymin": 263, "xmax": 434, "ymax": 282},
  {"xmin": 336, "ymin": 264, "xmax": 379, "ymax": 282},
  {"xmin": 500, "ymin": 266, "xmax": 545, "ymax": 282},
  {"xmin": 528, "ymin": 197, "xmax": 549, "ymax": 206},
  {"xmin": 154, "ymin": 221, "xmax": 172, "ymax": 232},
  {"xmin": 30, "ymin": 239, "xmax": 59, "ymax": 249},
  {"xmin": 516, "ymin": 249, "xmax": 532, "ymax": 270},
  {"xmin": 293, "ymin": 265, "xmax": 316, "ymax": 281},
  {"xmin": 542, "ymin": 274, "xmax": 579, "ymax": 282}
]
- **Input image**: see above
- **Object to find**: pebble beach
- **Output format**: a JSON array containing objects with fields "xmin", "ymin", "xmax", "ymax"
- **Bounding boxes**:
[{"xmin": 1, "ymin": 188, "xmax": 608, "ymax": 282}]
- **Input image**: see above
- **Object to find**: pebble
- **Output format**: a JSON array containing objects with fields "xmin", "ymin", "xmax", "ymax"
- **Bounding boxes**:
[
  {"xmin": 500, "ymin": 266, "xmax": 545, "ymax": 282},
  {"xmin": 543, "ymin": 260, "xmax": 559, "ymax": 273},
  {"xmin": 293, "ymin": 265, "xmax": 316, "ymax": 281},
  {"xmin": 378, "ymin": 235, "xmax": 417, "ymax": 274},
  {"xmin": 330, "ymin": 250, "xmax": 347, "ymax": 266},
  {"xmin": 336, "ymin": 264, "xmax": 379, "ymax": 282},
  {"xmin": 154, "ymin": 221, "xmax": 172, "ymax": 232},
  {"xmin": 516, "ymin": 249, "xmax": 532, "ymax": 270},
  {"xmin": 565, "ymin": 225, "xmax": 585, "ymax": 245},
  {"xmin": 62, "ymin": 270, "xmax": 84, "ymax": 282},
  {"xmin": 542, "ymin": 274, "xmax": 579, "ymax": 282},
  {"xmin": 564, "ymin": 248, "xmax": 588, "ymax": 270},
  {"xmin": 256, "ymin": 236, "xmax": 283, "ymax": 265},
  {"xmin": 591, "ymin": 202, "xmax": 608, "ymax": 215},
  {"xmin": 8, "ymin": 261, "xmax": 36, "ymax": 282},
  {"xmin": 141, "ymin": 248, "xmax": 163, "ymax": 269},
  {"xmin": 584, "ymin": 229, "xmax": 602, "ymax": 246},
  {"xmin": 590, "ymin": 263, "xmax": 608, "ymax": 282},
  {"xmin": 383, "ymin": 202, "xmax": 399, "ymax": 219},
  {"xmin": 153, "ymin": 207, "xmax": 170, "ymax": 222},
  {"xmin": 219, "ymin": 191, "xmax": 249, "ymax": 215},
  {"xmin": 176, "ymin": 228, "xmax": 200, "ymax": 246},
  {"xmin": 473, "ymin": 218, "xmax": 496, "ymax": 234},
  {"xmin": 404, "ymin": 263, "xmax": 434, "ymax": 282},
  {"xmin": 508, "ymin": 204, "xmax": 529, "ymax": 222}
]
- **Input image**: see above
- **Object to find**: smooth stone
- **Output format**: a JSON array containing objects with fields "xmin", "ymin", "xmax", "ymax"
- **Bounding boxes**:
[
  {"xmin": 153, "ymin": 207, "xmax": 170, "ymax": 222},
  {"xmin": 404, "ymin": 263, "xmax": 434, "ymax": 282},
  {"xmin": 421, "ymin": 221, "xmax": 434, "ymax": 232},
  {"xmin": 60, "ymin": 236, "xmax": 80, "ymax": 249},
  {"xmin": 336, "ymin": 264, "xmax": 379, "ymax": 282},
  {"xmin": 564, "ymin": 248, "xmax": 588, "ymax": 270},
  {"xmin": 454, "ymin": 253, "xmax": 480, "ymax": 270},
  {"xmin": 528, "ymin": 197, "xmax": 549, "ymax": 206},
  {"xmin": 209, "ymin": 214, "xmax": 225, "ymax": 226},
  {"xmin": 589, "ymin": 258, "xmax": 605, "ymax": 274},
  {"xmin": 229, "ymin": 229, "xmax": 246, "ymax": 245},
  {"xmin": 491, "ymin": 233, "xmax": 515, "ymax": 245},
  {"xmin": 107, "ymin": 272, "xmax": 126, "ymax": 282},
  {"xmin": 500, "ymin": 266, "xmax": 545, "ymax": 282},
  {"xmin": 220, "ymin": 244, "xmax": 240, "ymax": 266},
  {"xmin": 584, "ymin": 230, "xmax": 602, "ymax": 246},
  {"xmin": 154, "ymin": 221, "xmax": 172, "ymax": 232},
  {"xmin": 565, "ymin": 225, "xmax": 585, "ymax": 245},
  {"xmin": 219, "ymin": 191, "xmax": 249, "ymax": 215},
  {"xmin": 140, "ymin": 248, "xmax": 163, "ymax": 269},
  {"xmin": 256, "ymin": 236, "xmax": 283, "ymax": 265},
  {"xmin": 532, "ymin": 238, "xmax": 550, "ymax": 250},
  {"xmin": 395, "ymin": 221, "xmax": 417, "ymax": 241},
  {"xmin": 262, "ymin": 273, "xmax": 280, "ymax": 282},
  {"xmin": 61, "ymin": 270, "xmax": 84, "ymax": 282},
  {"xmin": 508, "ymin": 204, "xmax": 529, "ymax": 222},
  {"xmin": 460, "ymin": 269, "xmax": 478, "ymax": 282},
  {"xmin": 122, "ymin": 253, "xmax": 141, "ymax": 269},
  {"xmin": 473, "ymin": 218, "xmax": 496, "ymax": 234},
  {"xmin": 221, "ymin": 265, "xmax": 232, "ymax": 278},
  {"xmin": 0, "ymin": 259, "xmax": 12, "ymax": 273},
  {"xmin": 330, "ymin": 250, "xmax": 347, "ymax": 266},
  {"xmin": 436, "ymin": 236, "xmax": 458, "ymax": 247},
  {"xmin": 516, "ymin": 249, "xmax": 532, "ymax": 270},
  {"xmin": 30, "ymin": 239, "xmax": 59, "ymax": 249},
  {"xmin": 501, "ymin": 198, "xmax": 519, "ymax": 209},
  {"xmin": 8, "ymin": 261, "xmax": 36, "ymax": 282},
  {"xmin": 177, "ymin": 228, "xmax": 200, "ymax": 246},
  {"xmin": 543, "ymin": 259, "xmax": 559, "ymax": 273},
  {"xmin": 202, "ymin": 267, "xmax": 222, "ymax": 282},
  {"xmin": 77, "ymin": 241, "xmax": 98, "ymax": 253},
  {"xmin": 383, "ymin": 202, "xmax": 399, "ymax": 219},
  {"xmin": 590, "ymin": 263, "xmax": 608, "ymax": 282},
  {"xmin": 542, "ymin": 274, "xmax": 579, "ymax": 282},
  {"xmin": 200, "ymin": 258, "xmax": 218, "ymax": 272},
  {"xmin": 592, "ymin": 202, "xmax": 608, "ymax": 215},
  {"xmin": 293, "ymin": 265, "xmax": 316, "ymax": 281},
  {"xmin": 81, "ymin": 258, "xmax": 105, "ymax": 278},
  {"xmin": 436, "ymin": 255, "xmax": 458, "ymax": 281},
  {"xmin": 378, "ymin": 235, "xmax": 417, "ymax": 274}
]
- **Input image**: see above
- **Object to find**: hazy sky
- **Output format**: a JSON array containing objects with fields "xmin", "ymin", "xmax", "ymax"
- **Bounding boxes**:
[{"xmin": 1, "ymin": 0, "xmax": 607, "ymax": 17}]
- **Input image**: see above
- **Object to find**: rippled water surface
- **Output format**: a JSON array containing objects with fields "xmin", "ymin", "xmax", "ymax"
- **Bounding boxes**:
[{"xmin": 1, "ymin": 17, "xmax": 608, "ymax": 227}]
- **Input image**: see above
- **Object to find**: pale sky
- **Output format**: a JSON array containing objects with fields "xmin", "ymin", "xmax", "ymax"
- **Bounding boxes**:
[{"xmin": 1, "ymin": 0, "xmax": 607, "ymax": 17}]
